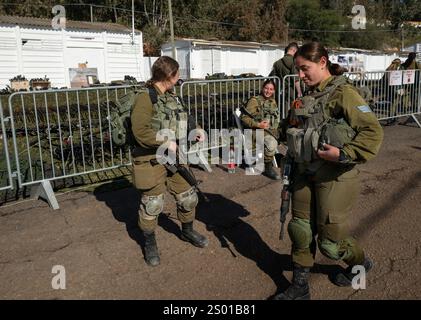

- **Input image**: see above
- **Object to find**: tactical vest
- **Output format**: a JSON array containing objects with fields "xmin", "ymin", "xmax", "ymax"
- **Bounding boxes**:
[
  {"xmin": 110, "ymin": 87, "xmax": 189, "ymax": 148},
  {"xmin": 286, "ymin": 76, "xmax": 357, "ymax": 163},
  {"xmin": 150, "ymin": 90, "xmax": 188, "ymax": 140},
  {"xmin": 252, "ymin": 95, "xmax": 280, "ymax": 130}
]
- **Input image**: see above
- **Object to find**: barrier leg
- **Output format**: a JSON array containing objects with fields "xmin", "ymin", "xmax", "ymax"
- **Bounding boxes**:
[
  {"xmin": 411, "ymin": 114, "xmax": 421, "ymax": 128},
  {"xmin": 197, "ymin": 150, "xmax": 212, "ymax": 173},
  {"xmin": 30, "ymin": 180, "xmax": 59, "ymax": 210}
]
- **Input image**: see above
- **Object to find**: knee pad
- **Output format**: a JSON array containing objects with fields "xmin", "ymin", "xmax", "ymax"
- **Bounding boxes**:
[
  {"xmin": 175, "ymin": 187, "xmax": 198, "ymax": 213},
  {"xmin": 140, "ymin": 194, "xmax": 164, "ymax": 220},
  {"xmin": 318, "ymin": 238, "xmax": 342, "ymax": 261},
  {"xmin": 288, "ymin": 217, "xmax": 312, "ymax": 250}
]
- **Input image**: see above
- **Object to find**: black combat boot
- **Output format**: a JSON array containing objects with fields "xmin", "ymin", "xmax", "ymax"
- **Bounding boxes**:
[
  {"xmin": 180, "ymin": 222, "xmax": 209, "ymax": 248},
  {"xmin": 273, "ymin": 264, "xmax": 311, "ymax": 300},
  {"xmin": 263, "ymin": 162, "xmax": 281, "ymax": 180},
  {"xmin": 332, "ymin": 257, "xmax": 373, "ymax": 287},
  {"xmin": 143, "ymin": 231, "xmax": 160, "ymax": 267}
]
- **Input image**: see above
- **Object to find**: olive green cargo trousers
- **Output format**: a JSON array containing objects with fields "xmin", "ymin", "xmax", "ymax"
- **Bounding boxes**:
[
  {"xmin": 288, "ymin": 163, "xmax": 365, "ymax": 268},
  {"xmin": 132, "ymin": 155, "xmax": 196, "ymax": 233}
]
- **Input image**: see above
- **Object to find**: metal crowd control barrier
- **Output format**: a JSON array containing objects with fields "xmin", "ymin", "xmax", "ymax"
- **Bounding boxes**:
[
  {"xmin": 2, "ymin": 71, "xmax": 420, "ymax": 210},
  {"xmin": 0, "ymin": 98, "xmax": 13, "ymax": 192},
  {"xmin": 179, "ymin": 76, "xmax": 282, "ymax": 173},
  {"xmin": 6, "ymin": 86, "xmax": 134, "ymax": 209},
  {"xmin": 281, "ymin": 74, "xmax": 303, "ymax": 119},
  {"xmin": 282, "ymin": 70, "xmax": 421, "ymax": 128},
  {"xmin": 348, "ymin": 70, "xmax": 421, "ymax": 127},
  {"xmin": 179, "ymin": 76, "xmax": 282, "ymax": 132}
]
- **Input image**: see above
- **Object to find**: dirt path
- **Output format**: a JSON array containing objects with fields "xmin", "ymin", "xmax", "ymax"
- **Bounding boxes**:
[{"xmin": 1, "ymin": 121, "xmax": 420, "ymax": 300}]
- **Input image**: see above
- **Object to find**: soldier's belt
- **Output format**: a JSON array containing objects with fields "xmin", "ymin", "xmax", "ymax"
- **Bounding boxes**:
[{"xmin": 132, "ymin": 146, "xmax": 158, "ymax": 158}]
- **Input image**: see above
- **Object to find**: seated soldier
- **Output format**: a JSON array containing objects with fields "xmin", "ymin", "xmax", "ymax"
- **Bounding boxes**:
[{"xmin": 241, "ymin": 79, "xmax": 281, "ymax": 180}]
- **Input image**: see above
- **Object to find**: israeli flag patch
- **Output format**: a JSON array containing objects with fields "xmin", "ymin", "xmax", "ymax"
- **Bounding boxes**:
[{"xmin": 357, "ymin": 105, "xmax": 372, "ymax": 113}]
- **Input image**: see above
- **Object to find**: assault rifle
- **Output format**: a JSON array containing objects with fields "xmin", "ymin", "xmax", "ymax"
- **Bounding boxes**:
[{"xmin": 279, "ymin": 155, "xmax": 293, "ymax": 240}]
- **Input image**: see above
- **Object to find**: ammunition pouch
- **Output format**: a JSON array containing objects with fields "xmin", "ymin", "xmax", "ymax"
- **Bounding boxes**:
[
  {"xmin": 286, "ymin": 127, "xmax": 305, "ymax": 161},
  {"xmin": 318, "ymin": 118, "xmax": 356, "ymax": 149},
  {"xmin": 286, "ymin": 127, "xmax": 319, "ymax": 163},
  {"xmin": 150, "ymin": 93, "xmax": 188, "ymax": 140}
]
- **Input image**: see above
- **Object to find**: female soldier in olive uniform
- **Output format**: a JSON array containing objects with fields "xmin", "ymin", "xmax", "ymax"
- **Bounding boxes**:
[
  {"xmin": 274, "ymin": 42, "xmax": 384, "ymax": 300},
  {"xmin": 241, "ymin": 79, "xmax": 281, "ymax": 180},
  {"xmin": 131, "ymin": 56, "xmax": 208, "ymax": 267}
]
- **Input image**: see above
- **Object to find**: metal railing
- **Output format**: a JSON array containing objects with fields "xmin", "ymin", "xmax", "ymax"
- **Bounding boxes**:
[
  {"xmin": 0, "ymin": 98, "xmax": 13, "ymax": 191},
  {"xmin": 1, "ymin": 72, "xmax": 420, "ymax": 209},
  {"xmin": 179, "ymin": 76, "xmax": 282, "ymax": 132},
  {"xmin": 282, "ymin": 70, "xmax": 421, "ymax": 125},
  {"xmin": 350, "ymin": 70, "xmax": 421, "ymax": 122},
  {"xmin": 6, "ymin": 86, "xmax": 134, "ymax": 190}
]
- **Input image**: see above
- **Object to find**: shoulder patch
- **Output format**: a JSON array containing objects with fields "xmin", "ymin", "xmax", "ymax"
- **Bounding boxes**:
[{"xmin": 357, "ymin": 105, "xmax": 372, "ymax": 113}]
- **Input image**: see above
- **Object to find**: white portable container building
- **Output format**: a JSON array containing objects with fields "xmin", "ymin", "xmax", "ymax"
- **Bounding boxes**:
[
  {"xmin": 0, "ymin": 15, "xmax": 144, "ymax": 89},
  {"xmin": 161, "ymin": 38, "xmax": 284, "ymax": 79}
]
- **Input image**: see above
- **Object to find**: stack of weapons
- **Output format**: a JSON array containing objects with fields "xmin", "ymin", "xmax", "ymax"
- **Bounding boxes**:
[{"xmin": 4, "ymin": 100, "xmax": 127, "ymax": 166}]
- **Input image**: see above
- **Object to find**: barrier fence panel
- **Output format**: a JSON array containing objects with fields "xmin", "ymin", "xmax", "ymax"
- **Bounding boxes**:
[
  {"xmin": 282, "ymin": 70, "xmax": 421, "ymax": 125},
  {"xmin": 2, "ymin": 71, "xmax": 419, "ymax": 209},
  {"xmin": 7, "ymin": 86, "xmax": 134, "ymax": 190},
  {"xmin": 179, "ymin": 76, "xmax": 282, "ymax": 133},
  {"xmin": 281, "ymin": 75, "xmax": 303, "ymax": 119},
  {"xmin": 0, "ymin": 98, "xmax": 13, "ymax": 191},
  {"xmin": 359, "ymin": 70, "xmax": 421, "ymax": 122}
]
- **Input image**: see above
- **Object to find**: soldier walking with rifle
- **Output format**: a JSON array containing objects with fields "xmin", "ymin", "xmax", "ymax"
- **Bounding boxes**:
[
  {"xmin": 130, "ymin": 56, "xmax": 208, "ymax": 267},
  {"xmin": 274, "ymin": 42, "xmax": 383, "ymax": 300}
]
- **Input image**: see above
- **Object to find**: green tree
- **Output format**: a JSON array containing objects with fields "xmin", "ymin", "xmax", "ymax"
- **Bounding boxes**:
[
  {"xmin": 0, "ymin": 0, "xmax": 66, "ymax": 17},
  {"xmin": 286, "ymin": 0, "xmax": 343, "ymax": 46}
]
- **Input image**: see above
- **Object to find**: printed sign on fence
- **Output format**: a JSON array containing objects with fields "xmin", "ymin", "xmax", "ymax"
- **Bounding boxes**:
[
  {"xmin": 402, "ymin": 70, "xmax": 415, "ymax": 85},
  {"xmin": 389, "ymin": 71, "xmax": 402, "ymax": 86}
]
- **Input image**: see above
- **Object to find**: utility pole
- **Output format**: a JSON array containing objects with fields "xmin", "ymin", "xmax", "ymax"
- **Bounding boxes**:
[
  {"xmin": 131, "ymin": 0, "xmax": 135, "ymax": 45},
  {"xmin": 401, "ymin": 24, "xmax": 404, "ymax": 52},
  {"xmin": 168, "ymin": 0, "xmax": 176, "ymax": 59},
  {"xmin": 90, "ymin": 5, "xmax": 93, "ymax": 23}
]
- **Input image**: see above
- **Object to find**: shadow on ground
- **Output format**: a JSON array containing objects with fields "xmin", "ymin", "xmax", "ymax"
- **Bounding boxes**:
[
  {"xmin": 194, "ymin": 192, "xmax": 295, "ymax": 299},
  {"xmin": 94, "ymin": 180, "xmax": 344, "ymax": 299}
]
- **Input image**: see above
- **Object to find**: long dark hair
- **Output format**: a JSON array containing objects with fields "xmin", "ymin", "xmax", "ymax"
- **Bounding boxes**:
[
  {"xmin": 285, "ymin": 42, "xmax": 299, "ymax": 54},
  {"xmin": 402, "ymin": 52, "xmax": 417, "ymax": 70},
  {"xmin": 261, "ymin": 78, "xmax": 277, "ymax": 96},
  {"xmin": 294, "ymin": 42, "xmax": 347, "ymax": 76},
  {"xmin": 146, "ymin": 56, "xmax": 179, "ymax": 87}
]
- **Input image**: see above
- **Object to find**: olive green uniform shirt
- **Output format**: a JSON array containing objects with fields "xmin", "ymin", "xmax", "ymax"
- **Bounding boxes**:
[
  {"xmin": 315, "ymin": 76, "xmax": 384, "ymax": 162},
  {"xmin": 405, "ymin": 61, "xmax": 420, "ymax": 70},
  {"xmin": 269, "ymin": 54, "xmax": 297, "ymax": 81},
  {"xmin": 241, "ymin": 95, "xmax": 279, "ymax": 139},
  {"xmin": 131, "ymin": 85, "xmax": 164, "ymax": 151}
]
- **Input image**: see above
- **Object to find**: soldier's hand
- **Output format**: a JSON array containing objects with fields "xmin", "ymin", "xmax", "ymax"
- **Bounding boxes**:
[
  {"xmin": 317, "ymin": 143, "xmax": 340, "ymax": 162},
  {"xmin": 258, "ymin": 120, "xmax": 270, "ymax": 129},
  {"xmin": 168, "ymin": 140, "xmax": 178, "ymax": 154},
  {"xmin": 195, "ymin": 128, "xmax": 206, "ymax": 142}
]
